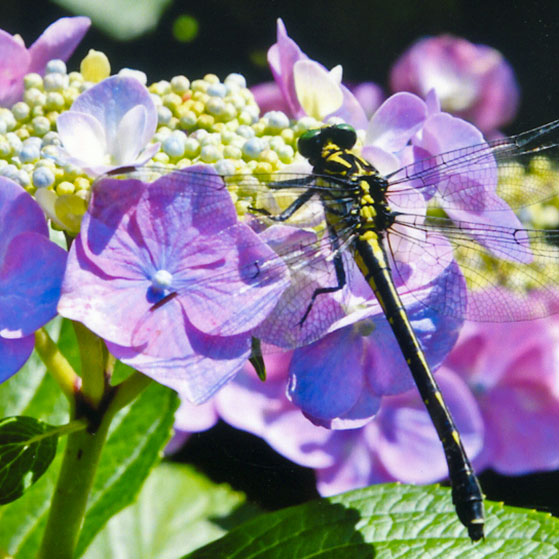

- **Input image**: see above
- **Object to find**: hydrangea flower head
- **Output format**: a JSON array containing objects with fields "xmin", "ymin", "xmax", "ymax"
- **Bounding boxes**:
[
  {"xmin": 445, "ymin": 315, "xmax": 559, "ymax": 474},
  {"xmin": 390, "ymin": 35, "xmax": 519, "ymax": 133},
  {"xmin": 171, "ymin": 347, "xmax": 483, "ymax": 496},
  {"xmin": 0, "ymin": 177, "xmax": 67, "ymax": 381},
  {"xmin": 58, "ymin": 166, "xmax": 290, "ymax": 403},
  {"xmin": 0, "ymin": 16, "xmax": 90, "ymax": 107}
]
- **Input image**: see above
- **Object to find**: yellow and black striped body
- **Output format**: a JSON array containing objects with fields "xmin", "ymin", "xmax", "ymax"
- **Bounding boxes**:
[{"xmin": 303, "ymin": 127, "xmax": 485, "ymax": 541}]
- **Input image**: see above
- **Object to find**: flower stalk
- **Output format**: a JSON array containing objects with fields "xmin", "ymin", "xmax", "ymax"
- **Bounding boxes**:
[
  {"xmin": 36, "ymin": 325, "xmax": 150, "ymax": 559},
  {"xmin": 37, "ymin": 411, "xmax": 111, "ymax": 559},
  {"xmin": 34, "ymin": 327, "xmax": 80, "ymax": 402}
]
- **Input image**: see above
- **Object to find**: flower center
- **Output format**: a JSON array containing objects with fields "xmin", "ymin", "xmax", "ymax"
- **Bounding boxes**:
[{"xmin": 151, "ymin": 269, "xmax": 173, "ymax": 291}]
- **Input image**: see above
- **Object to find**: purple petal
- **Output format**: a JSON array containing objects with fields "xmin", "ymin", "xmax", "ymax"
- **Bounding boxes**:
[
  {"xmin": 361, "ymin": 146, "xmax": 400, "ymax": 176},
  {"xmin": 288, "ymin": 327, "xmax": 365, "ymax": 420},
  {"xmin": 366, "ymin": 92, "xmax": 427, "ymax": 152},
  {"xmin": 363, "ymin": 263, "xmax": 464, "ymax": 396},
  {"xmin": 70, "ymin": 76, "xmax": 157, "ymax": 149},
  {"xmin": 107, "ymin": 322, "xmax": 251, "ymax": 404},
  {"xmin": 56, "ymin": 111, "xmax": 108, "ymax": 164},
  {"xmin": 266, "ymin": 408, "xmax": 341, "ymax": 467},
  {"xmin": 130, "ymin": 142, "xmax": 160, "ymax": 168},
  {"xmin": 250, "ymin": 81, "xmax": 291, "ymax": 115},
  {"xmin": 177, "ymin": 223, "xmax": 289, "ymax": 336},
  {"xmin": 0, "ymin": 233, "xmax": 66, "ymax": 337},
  {"xmin": 419, "ymin": 111, "xmax": 484, "ymax": 154},
  {"xmin": 361, "ymin": 319, "xmax": 418, "ymax": 396},
  {"xmin": 111, "ymin": 105, "xmax": 149, "ymax": 163},
  {"xmin": 28, "ymin": 17, "xmax": 91, "ymax": 74},
  {"xmin": 174, "ymin": 398, "xmax": 219, "ymax": 433},
  {"xmin": 0, "ymin": 335, "xmax": 34, "ymax": 383},
  {"xmin": 480, "ymin": 383, "xmax": 559, "ymax": 474},
  {"xmin": 316, "ymin": 435, "xmax": 391, "ymax": 496},
  {"xmin": 0, "ymin": 177, "xmax": 48, "ymax": 262},
  {"xmin": 328, "ymin": 84, "xmax": 368, "ymax": 130},
  {"xmin": 58, "ymin": 238, "xmax": 154, "ymax": 346},
  {"xmin": 418, "ymin": 113, "xmax": 530, "ymax": 261},
  {"xmin": 472, "ymin": 56, "xmax": 519, "ymax": 131},
  {"xmin": 216, "ymin": 366, "xmax": 286, "ymax": 436},
  {"xmin": 268, "ymin": 19, "xmax": 308, "ymax": 117},
  {"xmin": 376, "ymin": 369, "xmax": 483, "ymax": 483},
  {"xmin": 0, "ymin": 30, "xmax": 30, "ymax": 106},
  {"xmin": 327, "ymin": 388, "xmax": 382, "ymax": 430},
  {"xmin": 348, "ymin": 82, "xmax": 385, "ymax": 119}
]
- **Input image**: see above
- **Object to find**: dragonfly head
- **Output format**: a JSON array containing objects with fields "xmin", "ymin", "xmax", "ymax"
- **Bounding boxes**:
[{"xmin": 298, "ymin": 124, "xmax": 357, "ymax": 164}]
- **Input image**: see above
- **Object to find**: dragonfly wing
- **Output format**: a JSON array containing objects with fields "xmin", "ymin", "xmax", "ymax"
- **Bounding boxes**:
[
  {"xmin": 389, "ymin": 213, "xmax": 559, "ymax": 322},
  {"xmin": 93, "ymin": 165, "xmax": 364, "ymax": 355},
  {"xmin": 385, "ymin": 119, "xmax": 559, "ymax": 213}
]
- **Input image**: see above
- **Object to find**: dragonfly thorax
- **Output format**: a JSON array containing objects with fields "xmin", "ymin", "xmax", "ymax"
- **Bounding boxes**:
[{"xmin": 312, "ymin": 141, "xmax": 394, "ymax": 237}]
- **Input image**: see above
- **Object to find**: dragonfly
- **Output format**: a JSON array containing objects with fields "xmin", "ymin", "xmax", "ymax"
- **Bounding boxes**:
[{"xmin": 97, "ymin": 118, "xmax": 559, "ymax": 541}]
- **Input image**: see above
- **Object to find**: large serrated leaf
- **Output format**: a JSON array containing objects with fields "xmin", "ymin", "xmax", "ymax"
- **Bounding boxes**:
[
  {"xmin": 84, "ymin": 462, "xmax": 260, "ymax": 559},
  {"xmin": 0, "ymin": 318, "xmax": 69, "ymax": 556},
  {"xmin": 185, "ymin": 484, "xmax": 559, "ymax": 559},
  {"xmin": 0, "ymin": 416, "xmax": 58, "ymax": 504}
]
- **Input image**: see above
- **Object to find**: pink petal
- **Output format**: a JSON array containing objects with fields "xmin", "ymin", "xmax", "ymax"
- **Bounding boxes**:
[
  {"xmin": 0, "ymin": 29, "xmax": 30, "ymax": 106},
  {"xmin": 366, "ymin": 92, "xmax": 427, "ymax": 152},
  {"xmin": 28, "ymin": 17, "xmax": 91, "ymax": 74}
]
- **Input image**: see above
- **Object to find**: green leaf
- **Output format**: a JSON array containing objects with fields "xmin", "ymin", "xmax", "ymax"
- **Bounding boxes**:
[
  {"xmin": 84, "ymin": 462, "xmax": 260, "ymax": 559},
  {"xmin": 185, "ymin": 484, "xmax": 559, "ymax": 559},
  {"xmin": 0, "ymin": 318, "xmax": 70, "ymax": 558},
  {"xmin": 0, "ymin": 416, "xmax": 58, "ymax": 504},
  {"xmin": 74, "ymin": 381, "xmax": 179, "ymax": 557},
  {"xmin": 0, "ymin": 318, "xmax": 67, "ymax": 422},
  {"xmin": 0, "ymin": 328, "xmax": 179, "ymax": 559}
]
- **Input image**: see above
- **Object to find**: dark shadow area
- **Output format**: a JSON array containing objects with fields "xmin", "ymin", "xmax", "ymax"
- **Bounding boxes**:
[
  {"xmin": 2, "ymin": 0, "xmax": 559, "ymax": 130},
  {"xmin": 176, "ymin": 422, "xmax": 559, "ymax": 526},
  {"xmin": 480, "ymin": 469, "xmax": 559, "ymax": 517},
  {"xmin": 175, "ymin": 421, "xmax": 319, "ymax": 510}
]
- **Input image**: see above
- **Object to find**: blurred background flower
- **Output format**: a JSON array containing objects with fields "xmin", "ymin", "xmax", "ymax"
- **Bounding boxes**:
[{"xmin": 390, "ymin": 34, "xmax": 519, "ymax": 134}]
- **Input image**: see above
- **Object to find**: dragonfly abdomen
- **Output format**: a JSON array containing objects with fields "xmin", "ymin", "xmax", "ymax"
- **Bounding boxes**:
[{"xmin": 353, "ymin": 235, "xmax": 485, "ymax": 541}]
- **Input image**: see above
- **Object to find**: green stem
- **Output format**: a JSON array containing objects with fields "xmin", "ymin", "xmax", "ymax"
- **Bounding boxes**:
[
  {"xmin": 72, "ymin": 321, "xmax": 109, "ymax": 406},
  {"xmin": 37, "ymin": 414, "xmax": 112, "ymax": 559},
  {"xmin": 37, "ymin": 366, "xmax": 151, "ymax": 558},
  {"xmin": 35, "ymin": 327, "xmax": 80, "ymax": 402},
  {"xmin": 108, "ymin": 371, "xmax": 152, "ymax": 414}
]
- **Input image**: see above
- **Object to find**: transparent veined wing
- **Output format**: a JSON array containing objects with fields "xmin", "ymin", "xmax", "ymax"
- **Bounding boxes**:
[
  {"xmin": 386, "ymin": 119, "xmax": 559, "ymax": 212},
  {"xmin": 90, "ymin": 116, "xmax": 559, "ymax": 351},
  {"xmin": 379, "ymin": 120, "xmax": 559, "ymax": 323},
  {"xmin": 89, "ymin": 165, "xmax": 366, "ymax": 353}
]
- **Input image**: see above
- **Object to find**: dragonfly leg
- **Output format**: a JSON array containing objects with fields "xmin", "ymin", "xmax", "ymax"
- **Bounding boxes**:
[
  {"xmin": 299, "ymin": 223, "xmax": 346, "ymax": 325},
  {"xmin": 250, "ymin": 188, "xmax": 317, "ymax": 221},
  {"xmin": 268, "ymin": 176, "xmax": 315, "ymax": 189}
]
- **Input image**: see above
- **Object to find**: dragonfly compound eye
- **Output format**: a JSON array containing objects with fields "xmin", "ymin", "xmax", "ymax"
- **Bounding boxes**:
[
  {"xmin": 328, "ymin": 123, "xmax": 357, "ymax": 150},
  {"xmin": 298, "ymin": 124, "xmax": 358, "ymax": 161},
  {"xmin": 298, "ymin": 128, "xmax": 324, "ymax": 159}
]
